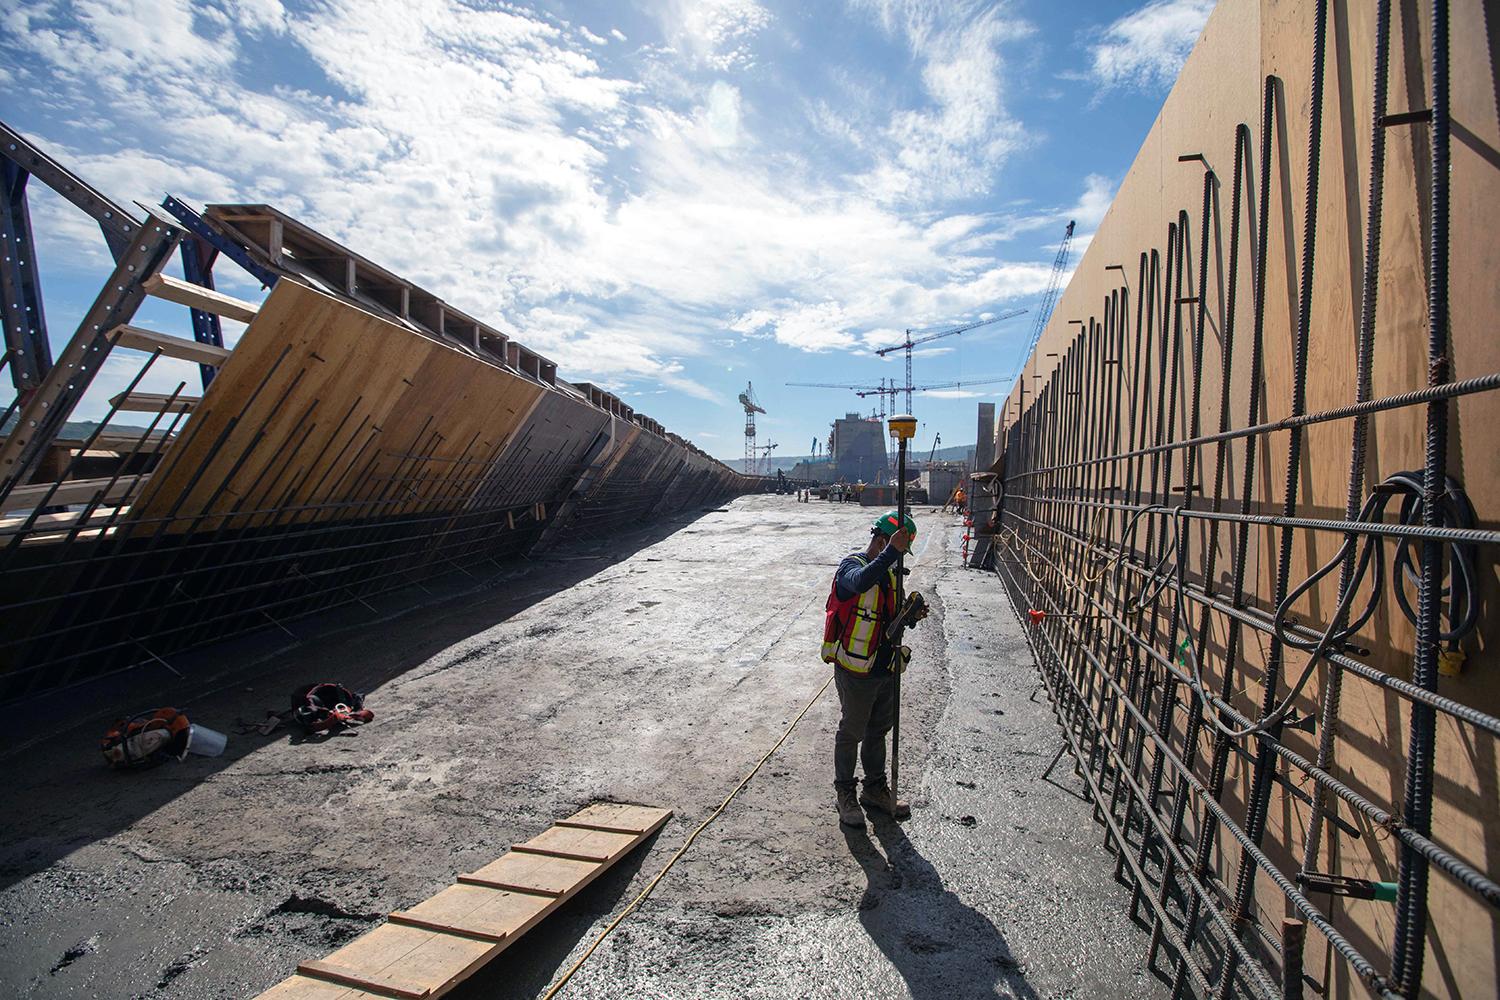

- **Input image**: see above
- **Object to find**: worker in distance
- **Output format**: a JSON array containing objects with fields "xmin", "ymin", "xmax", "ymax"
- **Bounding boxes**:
[{"xmin": 822, "ymin": 510, "xmax": 928, "ymax": 826}]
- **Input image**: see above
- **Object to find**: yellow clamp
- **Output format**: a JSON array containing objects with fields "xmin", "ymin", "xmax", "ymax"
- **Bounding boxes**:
[{"xmin": 1437, "ymin": 648, "xmax": 1467, "ymax": 677}]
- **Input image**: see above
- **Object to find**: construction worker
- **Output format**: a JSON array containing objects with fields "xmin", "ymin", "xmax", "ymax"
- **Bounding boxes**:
[
  {"xmin": 946, "ymin": 485, "xmax": 966, "ymax": 513},
  {"xmin": 821, "ymin": 511, "xmax": 926, "ymax": 826}
]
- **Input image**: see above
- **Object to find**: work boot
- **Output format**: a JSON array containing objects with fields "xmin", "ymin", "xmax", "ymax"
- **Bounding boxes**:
[
  {"xmin": 836, "ymin": 786, "xmax": 865, "ymax": 827},
  {"xmin": 860, "ymin": 782, "xmax": 911, "ymax": 820}
]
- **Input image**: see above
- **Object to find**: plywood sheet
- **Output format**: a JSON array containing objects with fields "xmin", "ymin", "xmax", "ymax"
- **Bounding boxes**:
[
  {"xmin": 512, "ymin": 825, "xmax": 638, "ymax": 863},
  {"xmin": 390, "ymin": 883, "xmax": 551, "ymax": 941},
  {"xmin": 129, "ymin": 279, "xmax": 548, "ymax": 531},
  {"xmin": 558, "ymin": 803, "xmax": 673, "ymax": 834},
  {"xmin": 254, "ymin": 976, "xmax": 389, "ymax": 1000},
  {"xmin": 460, "ymin": 851, "xmax": 598, "ymax": 896},
  {"xmin": 992, "ymin": 0, "xmax": 1500, "ymax": 997},
  {"xmin": 254, "ymin": 802, "xmax": 671, "ymax": 1000}
]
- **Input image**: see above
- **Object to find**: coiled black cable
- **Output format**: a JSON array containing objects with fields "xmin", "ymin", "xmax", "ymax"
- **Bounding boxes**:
[
  {"xmin": 1182, "ymin": 471, "xmax": 1477, "ymax": 740},
  {"xmin": 1274, "ymin": 471, "xmax": 1478, "ymax": 653}
]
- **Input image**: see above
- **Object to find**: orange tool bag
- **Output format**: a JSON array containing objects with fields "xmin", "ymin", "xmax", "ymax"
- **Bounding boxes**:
[{"xmin": 100, "ymin": 708, "xmax": 191, "ymax": 769}]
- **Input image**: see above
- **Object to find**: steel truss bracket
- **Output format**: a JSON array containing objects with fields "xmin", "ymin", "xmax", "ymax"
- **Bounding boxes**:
[
  {"xmin": 1, "ymin": 160, "xmax": 50, "ymax": 391},
  {"xmin": 159, "ymin": 195, "xmax": 281, "ymax": 290},
  {"xmin": 0, "ymin": 213, "xmax": 184, "ymax": 504},
  {"xmin": 179, "ymin": 234, "xmax": 223, "ymax": 389},
  {"xmin": 0, "ymin": 120, "xmax": 140, "ymax": 261}
]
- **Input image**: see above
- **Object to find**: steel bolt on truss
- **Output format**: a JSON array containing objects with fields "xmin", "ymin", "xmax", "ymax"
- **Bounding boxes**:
[{"xmin": 990, "ymin": 2, "xmax": 1494, "ymax": 997}]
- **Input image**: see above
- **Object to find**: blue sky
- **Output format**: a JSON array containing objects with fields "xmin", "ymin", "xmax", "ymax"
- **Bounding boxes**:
[{"xmin": 0, "ymin": 0, "xmax": 1213, "ymax": 463}]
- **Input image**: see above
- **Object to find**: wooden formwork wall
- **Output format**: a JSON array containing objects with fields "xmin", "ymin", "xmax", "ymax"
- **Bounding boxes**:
[
  {"xmin": 0, "ymin": 277, "xmax": 753, "ymax": 698},
  {"xmin": 998, "ymin": 0, "xmax": 1499, "ymax": 996}
]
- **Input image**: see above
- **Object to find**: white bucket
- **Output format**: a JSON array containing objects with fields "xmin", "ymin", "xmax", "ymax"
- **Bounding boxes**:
[{"xmin": 185, "ymin": 723, "xmax": 228, "ymax": 757}]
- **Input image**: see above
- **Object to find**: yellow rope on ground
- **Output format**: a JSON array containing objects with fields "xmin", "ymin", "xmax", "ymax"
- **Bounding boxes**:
[{"xmin": 539, "ymin": 672, "xmax": 836, "ymax": 999}]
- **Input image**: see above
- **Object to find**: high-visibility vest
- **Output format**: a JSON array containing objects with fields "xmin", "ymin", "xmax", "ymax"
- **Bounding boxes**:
[{"xmin": 821, "ymin": 553, "xmax": 897, "ymax": 673}]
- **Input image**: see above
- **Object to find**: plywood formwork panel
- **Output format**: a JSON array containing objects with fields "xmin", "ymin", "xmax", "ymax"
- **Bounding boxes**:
[
  {"xmin": 994, "ymin": 0, "xmax": 1500, "ymax": 996},
  {"xmin": 468, "ymin": 389, "xmax": 611, "ymax": 513},
  {"xmin": 129, "ymin": 280, "xmax": 546, "ymax": 531}
]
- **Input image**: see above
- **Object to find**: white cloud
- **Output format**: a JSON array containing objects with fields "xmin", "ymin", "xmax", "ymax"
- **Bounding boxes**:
[
  {"xmin": 611, "ymin": 28, "xmax": 628, "ymax": 41},
  {"xmin": 659, "ymin": 0, "xmax": 772, "ymax": 70},
  {"xmin": 770, "ymin": 302, "xmax": 858, "ymax": 352},
  {"xmin": 702, "ymin": 80, "xmax": 742, "ymax": 147},
  {"xmin": 1069, "ymin": 173, "xmax": 1115, "ymax": 228},
  {"xmin": 0, "ymin": 0, "xmax": 1088, "ymax": 443},
  {"xmin": 922, "ymin": 388, "xmax": 989, "ymax": 399},
  {"xmin": 846, "ymin": 0, "xmax": 1033, "ymax": 204},
  {"xmin": 580, "ymin": 26, "xmax": 606, "ymax": 45},
  {"xmin": 1088, "ymin": 0, "xmax": 1214, "ymax": 92}
]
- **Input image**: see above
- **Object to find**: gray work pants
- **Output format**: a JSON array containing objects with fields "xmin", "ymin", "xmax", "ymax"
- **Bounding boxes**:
[{"xmin": 833, "ymin": 665, "xmax": 895, "ymax": 790}]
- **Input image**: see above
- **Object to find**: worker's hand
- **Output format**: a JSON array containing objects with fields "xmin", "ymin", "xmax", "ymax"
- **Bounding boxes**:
[{"xmin": 888, "ymin": 528, "xmax": 912, "ymax": 553}]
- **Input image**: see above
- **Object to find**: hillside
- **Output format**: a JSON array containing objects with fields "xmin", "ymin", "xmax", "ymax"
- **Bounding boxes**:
[{"xmin": 722, "ymin": 442, "xmax": 976, "ymax": 475}]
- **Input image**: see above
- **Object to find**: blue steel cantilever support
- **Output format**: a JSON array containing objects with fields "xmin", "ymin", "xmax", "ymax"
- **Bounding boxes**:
[
  {"xmin": 0, "ymin": 161, "xmax": 51, "ymax": 393},
  {"xmin": 179, "ymin": 235, "xmax": 223, "ymax": 388},
  {"xmin": 159, "ymin": 195, "xmax": 280, "ymax": 290}
]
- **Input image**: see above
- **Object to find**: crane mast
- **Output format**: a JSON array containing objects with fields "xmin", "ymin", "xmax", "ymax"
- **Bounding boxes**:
[
  {"xmin": 1009, "ymin": 220, "xmax": 1075, "ymax": 391},
  {"xmin": 738, "ymin": 382, "xmax": 766, "ymax": 475}
]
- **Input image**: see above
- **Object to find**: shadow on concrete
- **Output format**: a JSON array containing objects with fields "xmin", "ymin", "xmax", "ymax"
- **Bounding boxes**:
[
  {"xmin": 0, "ymin": 510, "xmax": 718, "ymax": 894},
  {"xmin": 845, "ymin": 816, "xmax": 1038, "ymax": 1000}
]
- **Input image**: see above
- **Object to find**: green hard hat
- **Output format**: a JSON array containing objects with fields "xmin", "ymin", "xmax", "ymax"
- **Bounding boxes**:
[{"xmin": 873, "ymin": 511, "xmax": 917, "ymax": 537}]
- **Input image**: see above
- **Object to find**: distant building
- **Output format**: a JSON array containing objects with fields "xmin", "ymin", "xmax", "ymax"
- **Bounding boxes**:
[{"xmin": 790, "ymin": 412, "xmax": 889, "ymax": 484}]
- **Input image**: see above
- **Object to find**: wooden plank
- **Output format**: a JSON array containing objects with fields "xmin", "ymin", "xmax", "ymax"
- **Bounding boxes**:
[
  {"xmin": 298, "ymin": 923, "xmax": 493, "ymax": 999},
  {"xmin": 556, "ymin": 803, "xmax": 673, "ymax": 835},
  {"xmin": 389, "ymin": 884, "xmax": 551, "ymax": 942},
  {"xmin": 110, "ymin": 324, "xmax": 232, "ymax": 366},
  {"xmin": 253, "ymin": 975, "xmax": 388, "ymax": 999},
  {"xmin": 459, "ymin": 852, "xmax": 596, "ymax": 897},
  {"xmin": 109, "ymin": 391, "xmax": 199, "ymax": 413},
  {"xmin": 0, "ymin": 475, "xmax": 146, "ymax": 514},
  {"xmin": 255, "ymin": 803, "xmax": 670, "ymax": 1000},
  {"xmin": 53, "ymin": 430, "xmax": 173, "ymax": 451},
  {"xmin": 143, "ymin": 272, "xmax": 259, "ymax": 323},
  {"xmin": 510, "ymin": 826, "xmax": 638, "ymax": 863}
]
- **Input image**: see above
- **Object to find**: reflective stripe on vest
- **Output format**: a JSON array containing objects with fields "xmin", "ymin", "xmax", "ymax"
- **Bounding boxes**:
[{"xmin": 820, "ymin": 553, "xmax": 897, "ymax": 674}]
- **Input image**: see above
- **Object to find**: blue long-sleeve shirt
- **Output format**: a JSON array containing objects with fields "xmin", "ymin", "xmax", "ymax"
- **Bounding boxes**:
[
  {"xmin": 834, "ymin": 543, "xmax": 901, "ymax": 674},
  {"xmin": 834, "ymin": 543, "xmax": 900, "ymax": 601}
]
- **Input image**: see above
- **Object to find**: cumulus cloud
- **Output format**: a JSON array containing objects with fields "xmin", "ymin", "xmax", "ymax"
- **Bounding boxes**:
[
  {"xmin": 1088, "ymin": 0, "xmax": 1214, "ymax": 92},
  {"xmin": 0, "ymin": 0, "xmax": 1089, "ymax": 435}
]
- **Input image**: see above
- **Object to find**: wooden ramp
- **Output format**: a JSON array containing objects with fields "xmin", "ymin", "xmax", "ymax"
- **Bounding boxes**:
[{"xmin": 256, "ymin": 803, "xmax": 671, "ymax": 1000}]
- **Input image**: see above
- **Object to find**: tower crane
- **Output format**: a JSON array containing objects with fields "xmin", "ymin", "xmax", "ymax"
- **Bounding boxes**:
[
  {"xmin": 876, "ymin": 308, "xmax": 1027, "ymax": 412},
  {"xmin": 755, "ymin": 441, "xmax": 779, "ymax": 474},
  {"xmin": 925, "ymin": 431, "xmax": 941, "ymax": 470},
  {"xmin": 1010, "ymin": 220, "xmax": 1075, "ymax": 387},
  {"xmin": 853, "ymin": 374, "xmax": 1014, "ymax": 398},
  {"xmin": 738, "ymin": 382, "xmax": 766, "ymax": 475},
  {"xmin": 786, "ymin": 377, "xmax": 901, "ymax": 420}
]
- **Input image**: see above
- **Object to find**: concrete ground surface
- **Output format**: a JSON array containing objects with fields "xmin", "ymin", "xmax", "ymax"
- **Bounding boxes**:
[{"xmin": 0, "ymin": 494, "xmax": 1168, "ymax": 1000}]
